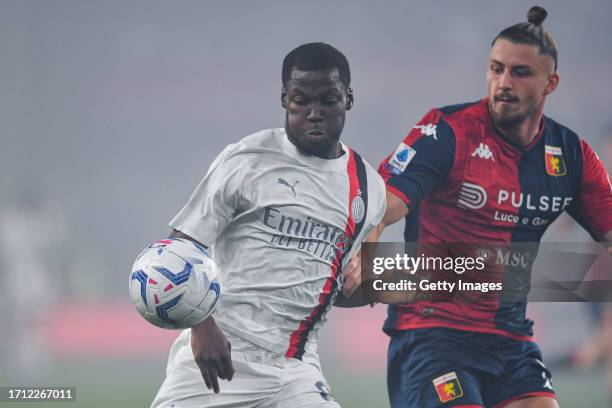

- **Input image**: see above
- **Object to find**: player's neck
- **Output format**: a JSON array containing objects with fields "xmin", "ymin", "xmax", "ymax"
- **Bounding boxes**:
[{"xmin": 495, "ymin": 111, "xmax": 544, "ymax": 147}]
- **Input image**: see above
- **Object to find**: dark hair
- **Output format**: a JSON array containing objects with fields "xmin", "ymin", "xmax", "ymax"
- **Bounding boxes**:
[
  {"xmin": 282, "ymin": 42, "xmax": 351, "ymax": 88},
  {"xmin": 492, "ymin": 6, "xmax": 558, "ymax": 71}
]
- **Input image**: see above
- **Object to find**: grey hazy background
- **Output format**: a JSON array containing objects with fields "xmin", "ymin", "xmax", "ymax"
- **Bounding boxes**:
[{"xmin": 1, "ymin": 1, "xmax": 611, "ymax": 407}]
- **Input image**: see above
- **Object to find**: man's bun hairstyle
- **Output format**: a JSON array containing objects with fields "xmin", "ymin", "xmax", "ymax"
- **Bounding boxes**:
[
  {"xmin": 492, "ymin": 6, "xmax": 558, "ymax": 71},
  {"xmin": 527, "ymin": 5, "xmax": 547, "ymax": 26}
]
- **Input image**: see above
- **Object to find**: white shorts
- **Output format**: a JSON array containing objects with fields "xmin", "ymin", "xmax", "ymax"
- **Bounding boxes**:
[{"xmin": 151, "ymin": 330, "xmax": 340, "ymax": 408}]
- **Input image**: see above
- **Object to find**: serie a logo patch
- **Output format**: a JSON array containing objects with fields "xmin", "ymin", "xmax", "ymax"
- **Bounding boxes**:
[
  {"xmin": 544, "ymin": 145, "xmax": 567, "ymax": 176},
  {"xmin": 432, "ymin": 371, "xmax": 463, "ymax": 403},
  {"xmin": 386, "ymin": 142, "xmax": 417, "ymax": 175}
]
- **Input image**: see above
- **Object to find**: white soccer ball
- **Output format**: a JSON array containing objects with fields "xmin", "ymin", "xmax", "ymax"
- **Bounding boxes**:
[{"xmin": 129, "ymin": 238, "xmax": 220, "ymax": 329}]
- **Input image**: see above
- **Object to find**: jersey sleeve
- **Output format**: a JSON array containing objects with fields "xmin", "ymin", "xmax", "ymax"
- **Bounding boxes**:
[
  {"xmin": 169, "ymin": 144, "xmax": 246, "ymax": 245},
  {"xmin": 378, "ymin": 109, "xmax": 456, "ymax": 209},
  {"xmin": 566, "ymin": 139, "xmax": 612, "ymax": 241}
]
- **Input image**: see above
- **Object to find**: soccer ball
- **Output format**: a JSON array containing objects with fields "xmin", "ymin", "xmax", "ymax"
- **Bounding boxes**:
[{"xmin": 129, "ymin": 238, "xmax": 220, "ymax": 329}]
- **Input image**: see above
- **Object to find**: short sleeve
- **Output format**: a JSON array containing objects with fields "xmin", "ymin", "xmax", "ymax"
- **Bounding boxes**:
[
  {"xmin": 170, "ymin": 144, "xmax": 245, "ymax": 245},
  {"xmin": 566, "ymin": 139, "xmax": 612, "ymax": 241},
  {"xmin": 378, "ymin": 109, "xmax": 456, "ymax": 209}
]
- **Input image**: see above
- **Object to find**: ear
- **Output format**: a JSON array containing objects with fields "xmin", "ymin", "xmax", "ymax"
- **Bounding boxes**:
[
  {"xmin": 281, "ymin": 87, "xmax": 287, "ymax": 109},
  {"xmin": 345, "ymin": 87, "xmax": 354, "ymax": 111},
  {"xmin": 544, "ymin": 72, "xmax": 559, "ymax": 96}
]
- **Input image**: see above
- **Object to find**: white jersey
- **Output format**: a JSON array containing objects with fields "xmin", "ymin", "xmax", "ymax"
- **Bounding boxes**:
[{"xmin": 170, "ymin": 128, "xmax": 386, "ymax": 362}]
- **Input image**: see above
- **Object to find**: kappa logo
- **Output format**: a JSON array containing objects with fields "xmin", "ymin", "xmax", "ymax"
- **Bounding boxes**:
[
  {"xmin": 277, "ymin": 178, "xmax": 299, "ymax": 197},
  {"xmin": 535, "ymin": 359, "xmax": 554, "ymax": 390},
  {"xmin": 458, "ymin": 182, "xmax": 487, "ymax": 210},
  {"xmin": 414, "ymin": 123, "xmax": 438, "ymax": 140},
  {"xmin": 471, "ymin": 143, "xmax": 495, "ymax": 161}
]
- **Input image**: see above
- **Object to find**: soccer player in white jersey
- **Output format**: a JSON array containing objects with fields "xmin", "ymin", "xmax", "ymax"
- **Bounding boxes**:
[{"xmin": 150, "ymin": 42, "xmax": 386, "ymax": 408}]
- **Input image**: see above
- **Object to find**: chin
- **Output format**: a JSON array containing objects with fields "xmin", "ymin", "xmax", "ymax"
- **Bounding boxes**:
[
  {"xmin": 300, "ymin": 141, "xmax": 331, "ymax": 156},
  {"xmin": 492, "ymin": 109, "xmax": 524, "ymax": 128},
  {"xmin": 299, "ymin": 136, "xmax": 339, "ymax": 158}
]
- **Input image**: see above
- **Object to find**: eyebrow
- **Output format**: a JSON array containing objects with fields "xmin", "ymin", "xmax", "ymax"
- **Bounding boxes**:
[{"xmin": 489, "ymin": 59, "xmax": 533, "ymax": 70}]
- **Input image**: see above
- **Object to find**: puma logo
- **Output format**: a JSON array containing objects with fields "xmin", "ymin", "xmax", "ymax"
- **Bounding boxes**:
[{"xmin": 277, "ymin": 178, "xmax": 299, "ymax": 197}]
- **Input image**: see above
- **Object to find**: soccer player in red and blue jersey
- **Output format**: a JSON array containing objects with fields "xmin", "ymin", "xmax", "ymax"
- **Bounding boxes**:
[{"xmin": 364, "ymin": 6, "xmax": 612, "ymax": 408}]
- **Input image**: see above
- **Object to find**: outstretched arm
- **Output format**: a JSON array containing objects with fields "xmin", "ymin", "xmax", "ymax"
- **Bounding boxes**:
[{"xmin": 334, "ymin": 191, "xmax": 409, "ymax": 307}]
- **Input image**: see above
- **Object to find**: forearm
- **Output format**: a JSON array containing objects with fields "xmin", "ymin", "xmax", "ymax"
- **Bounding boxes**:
[
  {"xmin": 334, "ymin": 288, "xmax": 370, "ymax": 307},
  {"xmin": 335, "ymin": 190, "xmax": 416, "ymax": 305},
  {"xmin": 192, "ymin": 313, "xmax": 220, "ymax": 332}
]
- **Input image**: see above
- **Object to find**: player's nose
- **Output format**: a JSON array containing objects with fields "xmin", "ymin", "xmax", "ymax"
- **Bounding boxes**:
[
  {"xmin": 498, "ymin": 70, "xmax": 512, "ymax": 90},
  {"xmin": 306, "ymin": 103, "xmax": 324, "ymax": 122}
]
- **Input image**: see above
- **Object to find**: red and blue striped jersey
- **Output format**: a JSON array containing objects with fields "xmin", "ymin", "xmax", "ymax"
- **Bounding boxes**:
[{"xmin": 379, "ymin": 98, "xmax": 612, "ymax": 339}]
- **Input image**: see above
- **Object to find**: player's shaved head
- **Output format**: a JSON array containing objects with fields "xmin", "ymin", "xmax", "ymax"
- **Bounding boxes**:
[
  {"xmin": 492, "ymin": 6, "xmax": 558, "ymax": 71},
  {"xmin": 282, "ymin": 42, "xmax": 351, "ymax": 89}
]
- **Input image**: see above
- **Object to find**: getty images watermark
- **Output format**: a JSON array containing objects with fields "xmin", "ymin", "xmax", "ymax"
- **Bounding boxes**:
[
  {"xmin": 360, "ymin": 242, "xmax": 612, "ymax": 303},
  {"xmin": 371, "ymin": 253, "xmax": 502, "ymax": 293}
]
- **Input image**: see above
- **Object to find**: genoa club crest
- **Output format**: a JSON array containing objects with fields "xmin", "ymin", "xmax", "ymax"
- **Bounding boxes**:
[
  {"xmin": 433, "ymin": 371, "xmax": 463, "ymax": 403},
  {"xmin": 544, "ymin": 145, "xmax": 566, "ymax": 176}
]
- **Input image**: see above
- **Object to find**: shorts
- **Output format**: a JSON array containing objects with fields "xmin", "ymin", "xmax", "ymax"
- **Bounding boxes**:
[
  {"xmin": 151, "ymin": 330, "xmax": 340, "ymax": 408},
  {"xmin": 387, "ymin": 328, "xmax": 556, "ymax": 408}
]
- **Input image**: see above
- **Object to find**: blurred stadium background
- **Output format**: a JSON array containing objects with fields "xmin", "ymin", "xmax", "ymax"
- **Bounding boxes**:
[{"xmin": 1, "ymin": 1, "xmax": 611, "ymax": 406}]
